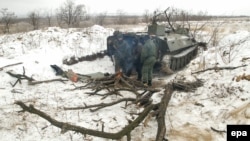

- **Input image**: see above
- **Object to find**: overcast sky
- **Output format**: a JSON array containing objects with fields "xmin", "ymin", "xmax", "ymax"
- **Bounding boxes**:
[{"xmin": 0, "ymin": 0, "xmax": 249, "ymax": 17}]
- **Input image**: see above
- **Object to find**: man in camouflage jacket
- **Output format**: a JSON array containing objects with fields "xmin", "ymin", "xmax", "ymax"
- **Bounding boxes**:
[{"xmin": 140, "ymin": 35, "xmax": 157, "ymax": 86}]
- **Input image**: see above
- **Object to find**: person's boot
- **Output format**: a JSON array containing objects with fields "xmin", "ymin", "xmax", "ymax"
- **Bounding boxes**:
[
  {"xmin": 143, "ymin": 81, "xmax": 148, "ymax": 86},
  {"xmin": 148, "ymin": 80, "xmax": 152, "ymax": 86}
]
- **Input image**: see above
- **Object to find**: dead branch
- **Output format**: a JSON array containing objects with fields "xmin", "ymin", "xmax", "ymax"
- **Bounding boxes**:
[
  {"xmin": 15, "ymin": 101, "xmax": 156, "ymax": 140},
  {"xmin": 151, "ymin": 8, "xmax": 167, "ymax": 25},
  {"xmin": 210, "ymin": 127, "xmax": 226, "ymax": 133},
  {"xmin": 11, "ymin": 89, "xmax": 23, "ymax": 94},
  {"xmin": 242, "ymin": 57, "xmax": 250, "ymax": 62},
  {"xmin": 136, "ymin": 91, "xmax": 155, "ymax": 107},
  {"xmin": 0, "ymin": 62, "xmax": 23, "ymax": 71},
  {"xmin": 28, "ymin": 78, "xmax": 68, "ymax": 85},
  {"xmin": 172, "ymin": 78, "xmax": 204, "ymax": 92},
  {"xmin": 64, "ymin": 83, "xmax": 93, "ymax": 91},
  {"xmin": 191, "ymin": 64, "xmax": 247, "ymax": 74},
  {"xmin": 155, "ymin": 84, "xmax": 173, "ymax": 141},
  {"xmin": 76, "ymin": 72, "xmax": 160, "ymax": 100},
  {"xmin": 13, "ymin": 70, "xmax": 176, "ymax": 140},
  {"xmin": 6, "ymin": 67, "xmax": 69, "ymax": 86},
  {"xmin": 163, "ymin": 8, "xmax": 175, "ymax": 32},
  {"xmin": 64, "ymin": 98, "xmax": 136, "ymax": 112},
  {"xmin": 207, "ymin": 21, "xmax": 225, "ymax": 46},
  {"xmin": 86, "ymin": 89, "xmax": 121, "ymax": 97},
  {"xmin": 6, "ymin": 67, "xmax": 35, "ymax": 87},
  {"xmin": 191, "ymin": 21, "xmax": 208, "ymax": 39}
]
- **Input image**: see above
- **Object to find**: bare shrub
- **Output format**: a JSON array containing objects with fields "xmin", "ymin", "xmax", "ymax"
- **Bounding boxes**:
[
  {"xmin": 116, "ymin": 10, "xmax": 127, "ymax": 25},
  {"xmin": 218, "ymin": 35, "xmax": 250, "ymax": 64},
  {"xmin": 56, "ymin": 0, "xmax": 87, "ymax": 28},
  {"xmin": 28, "ymin": 11, "xmax": 40, "ymax": 30},
  {"xmin": 207, "ymin": 21, "xmax": 225, "ymax": 47},
  {"xmin": 151, "ymin": 7, "xmax": 209, "ymax": 38},
  {"xmin": 188, "ymin": 12, "xmax": 211, "ymax": 39},
  {"xmin": 0, "ymin": 8, "xmax": 16, "ymax": 34},
  {"xmin": 142, "ymin": 9, "xmax": 151, "ymax": 24},
  {"xmin": 94, "ymin": 11, "xmax": 107, "ymax": 26},
  {"xmin": 45, "ymin": 10, "xmax": 53, "ymax": 27},
  {"xmin": 151, "ymin": 7, "xmax": 191, "ymax": 31}
]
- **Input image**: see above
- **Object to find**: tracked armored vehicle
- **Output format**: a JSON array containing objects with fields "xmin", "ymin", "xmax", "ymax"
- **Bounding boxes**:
[{"xmin": 107, "ymin": 24, "xmax": 200, "ymax": 76}]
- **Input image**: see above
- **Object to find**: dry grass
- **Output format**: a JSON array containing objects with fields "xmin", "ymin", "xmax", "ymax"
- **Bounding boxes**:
[
  {"xmin": 224, "ymin": 102, "xmax": 250, "ymax": 124},
  {"xmin": 168, "ymin": 123, "xmax": 213, "ymax": 141}
]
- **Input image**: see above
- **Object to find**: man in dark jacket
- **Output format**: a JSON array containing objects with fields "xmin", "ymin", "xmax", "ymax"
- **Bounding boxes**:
[
  {"xmin": 140, "ymin": 35, "xmax": 157, "ymax": 86},
  {"xmin": 113, "ymin": 33, "xmax": 133, "ymax": 75}
]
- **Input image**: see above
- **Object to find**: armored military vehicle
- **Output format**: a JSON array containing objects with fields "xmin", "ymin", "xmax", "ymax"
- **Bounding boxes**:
[{"xmin": 107, "ymin": 24, "xmax": 200, "ymax": 77}]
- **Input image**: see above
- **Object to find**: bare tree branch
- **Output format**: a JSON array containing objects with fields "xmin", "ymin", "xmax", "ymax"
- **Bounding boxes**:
[
  {"xmin": 28, "ymin": 78, "xmax": 68, "ymax": 85},
  {"xmin": 15, "ymin": 101, "xmax": 156, "ymax": 140},
  {"xmin": 155, "ymin": 84, "xmax": 173, "ymax": 141},
  {"xmin": 0, "ymin": 62, "xmax": 22, "ymax": 71},
  {"xmin": 6, "ymin": 67, "xmax": 35, "ymax": 87},
  {"xmin": 64, "ymin": 98, "xmax": 136, "ymax": 112},
  {"xmin": 192, "ymin": 64, "xmax": 247, "ymax": 74}
]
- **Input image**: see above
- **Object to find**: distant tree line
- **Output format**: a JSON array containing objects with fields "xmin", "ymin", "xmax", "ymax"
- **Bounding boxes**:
[
  {"xmin": 0, "ymin": 0, "xmax": 247, "ymax": 34},
  {"xmin": 0, "ymin": 0, "xmax": 87, "ymax": 33}
]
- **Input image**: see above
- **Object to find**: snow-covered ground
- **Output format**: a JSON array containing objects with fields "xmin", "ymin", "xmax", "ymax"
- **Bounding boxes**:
[{"xmin": 0, "ymin": 21, "xmax": 250, "ymax": 141}]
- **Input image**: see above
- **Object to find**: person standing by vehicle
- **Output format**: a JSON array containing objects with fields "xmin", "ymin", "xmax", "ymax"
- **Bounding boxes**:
[
  {"xmin": 113, "ymin": 33, "xmax": 132, "ymax": 75},
  {"xmin": 140, "ymin": 34, "xmax": 157, "ymax": 86}
]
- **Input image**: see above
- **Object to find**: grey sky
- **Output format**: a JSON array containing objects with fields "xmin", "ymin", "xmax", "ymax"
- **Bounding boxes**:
[{"xmin": 0, "ymin": 0, "xmax": 249, "ymax": 17}]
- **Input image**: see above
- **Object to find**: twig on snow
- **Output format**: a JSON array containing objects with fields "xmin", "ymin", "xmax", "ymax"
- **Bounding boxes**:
[
  {"xmin": 14, "ymin": 100, "xmax": 156, "ymax": 140},
  {"xmin": 210, "ymin": 127, "xmax": 226, "ymax": 133},
  {"xmin": 192, "ymin": 64, "xmax": 247, "ymax": 74},
  {"xmin": 28, "ymin": 78, "xmax": 68, "ymax": 85},
  {"xmin": 0, "ymin": 62, "xmax": 23, "ymax": 71},
  {"xmin": 6, "ymin": 67, "xmax": 35, "ymax": 87},
  {"xmin": 64, "ymin": 98, "xmax": 136, "ymax": 112}
]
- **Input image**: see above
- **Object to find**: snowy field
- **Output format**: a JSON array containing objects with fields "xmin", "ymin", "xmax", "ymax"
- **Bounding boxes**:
[{"xmin": 0, "ymin": 20, "xmax": 250, "ymax": 141}]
